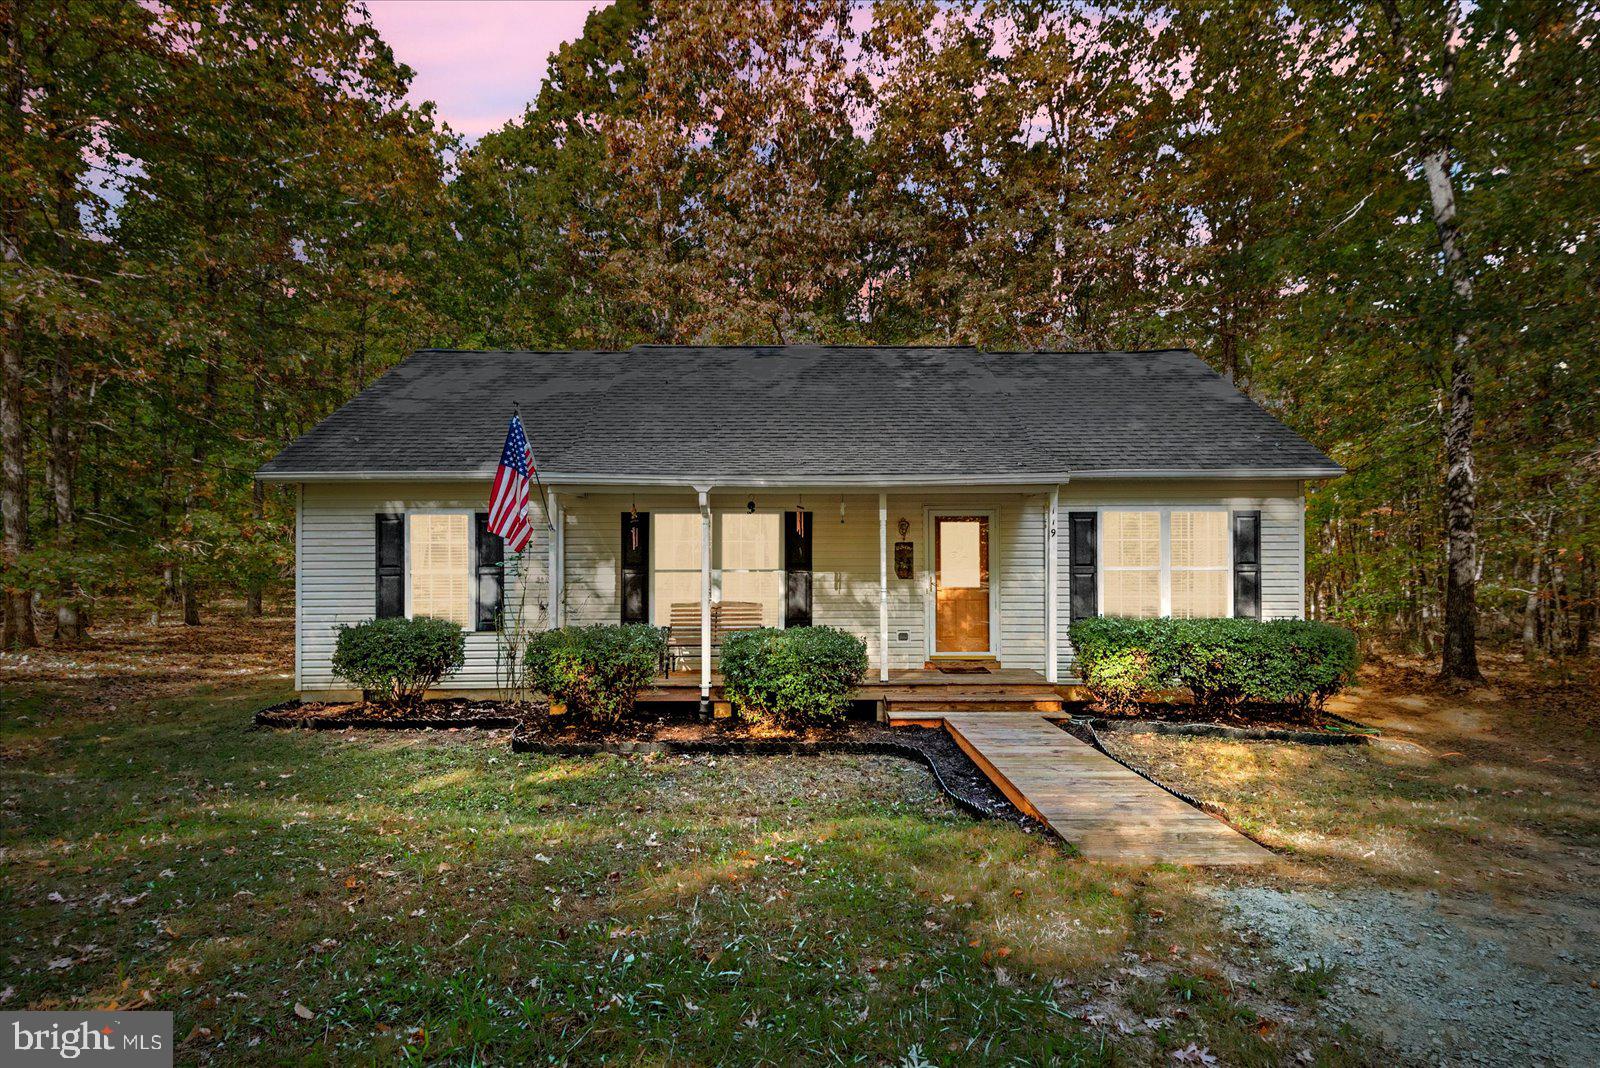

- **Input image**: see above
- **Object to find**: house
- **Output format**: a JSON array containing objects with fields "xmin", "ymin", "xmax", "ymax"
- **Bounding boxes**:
[{"xmin": 257, "ymin": 345, "xmax": 1342, "ymax": 710}]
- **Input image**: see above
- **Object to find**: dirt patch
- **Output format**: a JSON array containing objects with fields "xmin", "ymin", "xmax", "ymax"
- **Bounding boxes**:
[
  {"xmin": 1086, "ymin": 701, "xmax": 1367, "ymax": 734},
  {"xmin": 255, "ymin": 697, "xmax": 537, "ymax": 729},
  {"xmin": 0, "ymin": 601, "xmax": 293, "ymax": 708},
  {"xmin": 1206, "ymin": 884, "xmax": 1600, "ymax": 1066}
]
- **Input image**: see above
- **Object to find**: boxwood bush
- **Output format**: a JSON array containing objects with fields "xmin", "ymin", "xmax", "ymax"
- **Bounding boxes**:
[
  {"xmin": 332, "ymin": 616, "xmax": 467, "ymax": 708},
  {"xmin": 1068, "ymin": 616, "xmax": 1357, "ymax": 714},
  {"xmin": 720, "ymin": 626, "xmax": 869, "ymax": 728},
  {"xmin": 523, "ymin": 624, "xmax": 667, "ymax": 723}
]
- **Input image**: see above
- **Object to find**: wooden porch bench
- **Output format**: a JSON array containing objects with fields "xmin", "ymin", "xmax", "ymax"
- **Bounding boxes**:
[{"xmin": 664, "ymin": 600, "xmax": 767, "ymax": 671}]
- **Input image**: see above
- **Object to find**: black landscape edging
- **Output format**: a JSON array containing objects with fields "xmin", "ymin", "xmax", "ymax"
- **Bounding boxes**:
[
  {"xmin": 1081, "ymin": 717, "xmax": 1372, "ymax": 746},
  {"xmin": 253, "ymin": 700, "xmax": 525, "ymax": 732},
  {"xmin": 511, "ymin": 727, "xmax": 1024, "ymax": 827}
]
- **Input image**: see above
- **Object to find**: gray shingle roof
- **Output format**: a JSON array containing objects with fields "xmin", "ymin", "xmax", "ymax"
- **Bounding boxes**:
[{"xmin": 258, "ymin": 346, "xmax": 1341, "ymax": 482}]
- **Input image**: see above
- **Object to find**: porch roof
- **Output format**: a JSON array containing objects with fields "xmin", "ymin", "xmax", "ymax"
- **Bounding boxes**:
[{"xmin": 258, "ymin": 345, "xmax": 1343, "ymax": 483}]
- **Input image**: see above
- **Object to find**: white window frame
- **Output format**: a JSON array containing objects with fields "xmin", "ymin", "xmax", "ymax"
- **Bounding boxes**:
[
  {"xmin": 403, "ymin": 508, "xmax": 484, "ymax": 632},
  {"xmin": 648, "ymin": 510, "xmax": 788, "ymax": 628},
  {"xmin": 1095, "ymin": 506, "xmax": 1233, "ymax": 619}
]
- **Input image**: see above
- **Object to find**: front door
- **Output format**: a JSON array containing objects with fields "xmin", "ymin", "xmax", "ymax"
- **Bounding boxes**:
[{"xmin": 933, "ymin": 514, "xmax": 991, "ymax": 655}]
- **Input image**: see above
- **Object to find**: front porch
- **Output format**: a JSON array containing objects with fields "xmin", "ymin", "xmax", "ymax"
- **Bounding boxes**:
[
  {"xmin": 547, "ymin": 483, "xmax": 1070, "ymax": 713},
  {"xmin": 641, "ymin": 666, "xmax": 1085, "ymax": 719}
]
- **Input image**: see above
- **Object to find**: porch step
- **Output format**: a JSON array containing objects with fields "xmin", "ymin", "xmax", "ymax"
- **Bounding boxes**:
[{"xmin": 889, "ymin": 699, "xmax": 1064, "ymax": 714}]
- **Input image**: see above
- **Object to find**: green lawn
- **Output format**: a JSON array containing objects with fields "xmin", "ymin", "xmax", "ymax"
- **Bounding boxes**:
[{"xmin": 1, "ymin": 682, "xmax": 1363, "ymax": 1064}]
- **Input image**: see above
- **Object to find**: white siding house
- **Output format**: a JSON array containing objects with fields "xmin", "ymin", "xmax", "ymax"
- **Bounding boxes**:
[{"xmin": 263, "ymin": 346, "xmax": 1340, "ymax": 702}]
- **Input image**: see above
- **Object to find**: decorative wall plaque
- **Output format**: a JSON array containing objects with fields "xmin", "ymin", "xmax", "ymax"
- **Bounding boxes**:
[{"xmin": 894, "ymin": 541, "xmax": 914, "ymax": 580}]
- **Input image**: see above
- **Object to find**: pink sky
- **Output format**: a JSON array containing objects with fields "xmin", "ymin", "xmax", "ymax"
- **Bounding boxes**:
[{"xmin": 366, "ymin": 1, "xmax": 611, "ymax": 139}]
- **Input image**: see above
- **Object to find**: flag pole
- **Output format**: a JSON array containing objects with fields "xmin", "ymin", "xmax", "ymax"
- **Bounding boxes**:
[{"xmin": 514, "ymin": 402, "xmax": 556, "ymax": 532}]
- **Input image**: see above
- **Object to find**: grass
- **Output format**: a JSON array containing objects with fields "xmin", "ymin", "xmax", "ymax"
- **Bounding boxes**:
[
  {"xmin": 1, "ymin": 665, "xmax": 1366, "ymax": 1065},
  {"xmin": 1101, "ymin": 669, "xmax": 1600, "ymax": 898}
]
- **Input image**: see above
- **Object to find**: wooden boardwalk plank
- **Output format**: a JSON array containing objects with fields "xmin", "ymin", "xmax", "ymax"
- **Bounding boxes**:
[{"xmin": 939, "ymin": 712, "xmax": 1270, "ymax": 866}]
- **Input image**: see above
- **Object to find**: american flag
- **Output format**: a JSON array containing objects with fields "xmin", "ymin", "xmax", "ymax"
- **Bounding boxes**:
[{"xmin": 487, "ymin": 414, "xmax": 535, "ymax": 552}]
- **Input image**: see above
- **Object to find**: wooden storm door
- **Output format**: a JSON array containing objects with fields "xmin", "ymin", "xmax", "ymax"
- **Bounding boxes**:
[{"xmin": 933, "ymin": 515, "xmax": 991, "ymax": 654}]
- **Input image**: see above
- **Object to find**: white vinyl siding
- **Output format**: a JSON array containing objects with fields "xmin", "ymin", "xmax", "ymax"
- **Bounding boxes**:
[
  {"xmin": 293, "ymin": 478, "xmax": 1308, "ymax": 694},
  {"xmin": 296, "ymin": 482, "xmax": 548, "ymax": 695}
]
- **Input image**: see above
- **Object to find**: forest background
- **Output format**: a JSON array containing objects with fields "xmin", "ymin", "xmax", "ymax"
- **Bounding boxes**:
[{"xmin": 3, "ymin": 0, "xmax": 1595, "ymax": 681}]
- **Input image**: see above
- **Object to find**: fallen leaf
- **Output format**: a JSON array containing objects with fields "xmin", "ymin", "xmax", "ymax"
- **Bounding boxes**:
[{"xmin": 294, "ymin": 1003, "xmax": 314, "ymax": 1021}]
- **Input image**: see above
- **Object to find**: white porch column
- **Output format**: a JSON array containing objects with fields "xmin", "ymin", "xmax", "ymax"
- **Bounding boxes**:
[
  {"xmin": 697, "ymin": 487, "xmax": 712, "ymax": 707},
  {"xmin": 879, "ymin": 492, "xmax": 890, "ymax": 683},
  {"xmin": 1045, "ymin": 484, "xmax": 1060, "ymax": 683},
  {"xmin": 547, "ymin": 489, "xmax": 561, "ymax": 628}
]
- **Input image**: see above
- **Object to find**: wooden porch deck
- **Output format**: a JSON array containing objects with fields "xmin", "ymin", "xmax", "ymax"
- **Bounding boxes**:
[{"xmin": 641, "ymin": 667, "xmax": 1084, "ymax": 716}]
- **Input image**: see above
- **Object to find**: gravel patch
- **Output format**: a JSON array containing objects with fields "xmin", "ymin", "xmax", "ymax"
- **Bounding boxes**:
[{"xmin": 1206, "ymin": 885, "xmax": 1600, "ymax": 1066}]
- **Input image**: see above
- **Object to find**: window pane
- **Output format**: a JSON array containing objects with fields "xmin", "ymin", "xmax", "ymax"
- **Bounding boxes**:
[
  {"xmin": 652, "ymin": 571, "xmax": 702, "ymax": 628},
  {"xmin": 938, "ymin": 518, "xmax": 986, "ymax": 589},
  {"xmin": 1103, "ymin": 569, "xmax": 1160, "ymax": 617},
  {"xmin": 1171, "ymin": 570, "xmax": 1229, "ymax": 618},
  {"xmin": 1171, "ymin": 511, "xmax": 1228, "ymax": 568},
  {"xmin": 720, "ymin": 571, "xmax": 783, "ymax": 627},
  {"xmin": 408, "ymin": 513, "xmax": 472, "ymax": 628},
  {"xmin": 720, "ymin": 512, "xmax": 780, "ymax": 570},
  {"xmin": 1102, "ymin": 511, "xmax": 1160, "ymax": 568},
  {"xmin": 653, "ymin": 512, "xmax": 703, "ymax": 570}
]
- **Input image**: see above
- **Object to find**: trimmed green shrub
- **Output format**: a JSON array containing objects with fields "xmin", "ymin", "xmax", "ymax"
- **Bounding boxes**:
[
  {"xmin": 523, "ymin": 624, "xmax": 667, "ymax": 723},
  {"xmin": 1068, "ymin": 617, "xmax": 1176, "ymax": 711},
  {"xmin": 720, "ymin": 626, "xmax": 869, "ymax": 728},
  {"xmin": 1068, "ymin": 616, "xmax": 1358, "ymax": 714},
  {"xmin": 332, "ymin": 616, "xmax": 467, "ymax": 707}
]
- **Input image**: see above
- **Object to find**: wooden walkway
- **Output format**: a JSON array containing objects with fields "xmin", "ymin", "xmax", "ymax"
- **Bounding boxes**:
[{"xmin": 941, "ymin": 712, "xmax": 1271, "ymax": 866}]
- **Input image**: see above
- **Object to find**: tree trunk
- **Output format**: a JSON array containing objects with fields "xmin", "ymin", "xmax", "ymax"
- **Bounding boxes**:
[
  {"xmin": 0, "ymin": 323, "xmax": 32, "ymax": 649},
  {"xmin": 48, "ymin": 339, "xmax": 83, "ymax": 642},
  {"xmin": 1522, "ymin": 551, "xmax": 1543, "ymax": 662},
  {"xmin": 182, "ymin": 574, "xmax": 200, "ymax": 626},
  {"xmin": 0, "ymin": 10, "xmax": 36, "ymax": 649},
  {"xmin": 1423, "ymin": 145, "xmax": 1481, "ymax": 682},
  {"xmin": 1573, "ymin": 549, "xmax": 1594, "ymax": 656},
  {"xmin": 1383, "ymin": 0, "xmax": 1481, "ymax": 681}
]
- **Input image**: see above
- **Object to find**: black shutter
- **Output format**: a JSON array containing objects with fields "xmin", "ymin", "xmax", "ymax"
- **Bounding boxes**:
[
  {"xmin": 1068, "ymin": 512, "xmax": 1098, "ymax": 620},
  {"xmin": 375, "ymin": 514, "xmax": 404, "ymax": 618},
  {"xmin": 621, "ymin": 511, "xmax": 649, "ymax": 624},
  {"xmin": 784, "ymin": 511, "xmax": 813, "ymax": 628},
  {"xmin": 475, "ymin": 512, "xmax": 504, "ymax": 631},
  {"xmin": 1233, "ymin": 510, "xmax": 1262, "ymax": 619}
]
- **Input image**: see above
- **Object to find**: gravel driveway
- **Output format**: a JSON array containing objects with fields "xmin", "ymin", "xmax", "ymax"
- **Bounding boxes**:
[{"xmin": 1206, "ymin": 884, "xmax": 1600, "ymax": 1066}]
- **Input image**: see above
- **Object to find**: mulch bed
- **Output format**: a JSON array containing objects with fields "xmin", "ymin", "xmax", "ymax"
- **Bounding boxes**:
[
  {"xmin": 255, "ymin": 699, "xmax": 1043, "ymax": 833},
  {"xmin": 1074, "ymin": 716, "xmax": 1374, "ymax": 746},
  {"xmin": 1077, "ymin": 703, "xmax": 1377, "ymax": 739}
]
